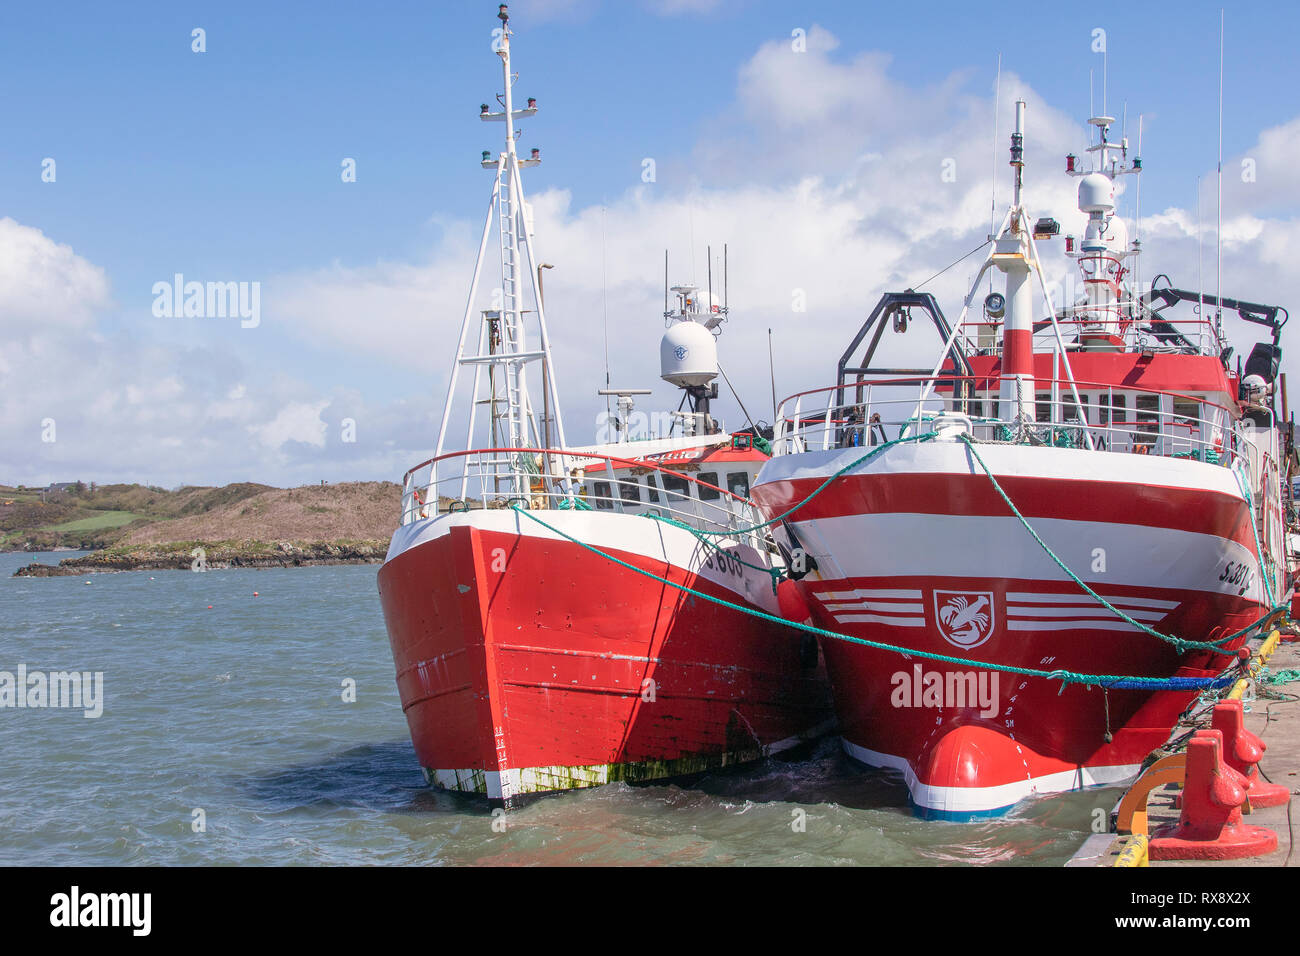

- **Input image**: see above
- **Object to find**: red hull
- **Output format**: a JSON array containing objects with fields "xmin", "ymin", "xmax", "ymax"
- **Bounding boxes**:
[
  {"xmin": 753, "ymin": 441, "xmax": 1273, "ymax": 817},
  {"xmin": 810, "ymin": 578, "xmax": 1256, "ymax": 818},
  {"xmin": 377, "ymin": 520, "xmax": 831, "ymax": 804}
]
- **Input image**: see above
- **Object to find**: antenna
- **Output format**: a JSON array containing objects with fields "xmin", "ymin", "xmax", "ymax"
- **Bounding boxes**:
[
  {"xmin": 1197, "ymin": 176, "xmax": 1205, "ymax": 320},
  {"xmin": 1135, "ymin": 113, "xmax": 1143, "ymax": 296},
  {"xmin": 723, "ymin": 243, "xmax": 728, "ymax": 313},
  {"xmin": 768, "ymin": 327, "xmax": 777, "ymax": 423},
  {"xmin": 990, "ymin": 54, "xmax": 1001, "ymax": 238},
  {"xmin": 707, "ymin": 244, "xmax": 713, "ymax": 315},
  {"xmin": 601, "ymin": 203, "xmax": 611, "ymax": 423},
  {"xmin": 664, "ymin": 249, "xmax": 668, "ymax": 317},
  {"xmin": 1102, "ymin": 46, "xmax": 1108, "ymax": 118},
  {"xmin": 1216, "ymin": 7, "xmax": 1224, "ymax": 341}
]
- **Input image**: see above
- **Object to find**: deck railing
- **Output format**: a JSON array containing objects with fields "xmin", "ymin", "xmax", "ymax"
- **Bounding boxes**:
[
  {"xmin": 398, "ymin": 446, "xmax": 771, "ymax": 550},
  {"xmin": 772, "ymin": 375, "xmax": 1247, "ymax": 468}
]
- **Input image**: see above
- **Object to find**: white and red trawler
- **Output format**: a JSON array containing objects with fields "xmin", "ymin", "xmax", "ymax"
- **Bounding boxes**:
[
  {"xmin": 377, "ymin": 7, "xmax": 828, "ymax": 807},
  {"xmin": 752, "ymin": 96, "xmax": 1291, "ymax": 818}
]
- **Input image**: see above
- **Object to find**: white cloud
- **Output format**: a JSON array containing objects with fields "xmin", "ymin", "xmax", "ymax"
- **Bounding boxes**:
[
  {"xmin": 249, "ymin": 400, "xmax": 330, "ymax": 450},
  {"xmin": 0, "ymin": 218, "xmax": 110, "ymax": 336},
  {"xmin": 6, "ymin": 24, "xmax": 1300, "ymax": 489}
]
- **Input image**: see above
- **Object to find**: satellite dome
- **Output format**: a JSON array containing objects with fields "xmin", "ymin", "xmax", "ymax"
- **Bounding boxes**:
[
  {"xmin": 661, "ymin": 321, "xmax": 718, "ymax": 388},
  {"xmin": 1078, "ymin": 173, "xmax": 1115, "ymax": 214}
]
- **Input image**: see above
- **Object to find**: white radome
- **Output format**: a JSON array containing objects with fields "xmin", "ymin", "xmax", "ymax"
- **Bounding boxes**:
[
  {"xmin": 1078, "ymin": 172, "xmax": 1115, "ymax": 214},
  {"xmin": 661, "ymin": 320, "xmax": 718, "ymax": 387}
]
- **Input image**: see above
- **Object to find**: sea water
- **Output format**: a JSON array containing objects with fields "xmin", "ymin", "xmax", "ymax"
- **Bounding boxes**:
[{"xmin": 0, "ymin": 552, "xmax": 1107, "ymax": 866}]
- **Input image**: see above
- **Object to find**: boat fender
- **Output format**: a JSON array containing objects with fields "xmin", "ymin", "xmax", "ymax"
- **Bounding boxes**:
[{"xmin": 777, "ymin": 577, "xmax": 812, "ymax": 625}]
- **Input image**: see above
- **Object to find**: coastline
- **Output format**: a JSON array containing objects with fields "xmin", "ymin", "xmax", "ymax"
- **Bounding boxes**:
[{"xmin": 12, "ymin": 539, "xmax": 388, "ymax": 577}]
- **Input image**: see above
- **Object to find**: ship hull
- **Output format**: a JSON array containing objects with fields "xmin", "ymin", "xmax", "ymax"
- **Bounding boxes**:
[
  {"xmin": 377, "ymin": 509, "xmax": 830, "ymax": 805},
  {"xmin": 753, "ymin": 438, "xmax": 1272, "ymax": 819}
]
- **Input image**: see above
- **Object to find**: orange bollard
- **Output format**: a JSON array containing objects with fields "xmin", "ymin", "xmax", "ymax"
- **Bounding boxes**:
[
  {"xmin": 1149, "ymin": 730, "xmax": 1278, "ymax": 861},
  {"xmin": 1211, "ymin": 699, "xmax": 1291, "ymax": 809}
]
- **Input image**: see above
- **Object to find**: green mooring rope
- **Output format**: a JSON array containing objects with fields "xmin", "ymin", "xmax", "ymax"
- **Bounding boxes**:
[
  {"xmin": 673, "ymin": 430, "xmax": 941, "ymax": 537},
  {"xmin": 509, "ymin": 502, "xmax": 1240, "ymax": 692},
  {"xmin": 956, "ymin": 433, "xmax": 1282, "ymax": 657},
  {"xmin": 630, "ymin": 429, "xmax": 946, "ymax": 591}
]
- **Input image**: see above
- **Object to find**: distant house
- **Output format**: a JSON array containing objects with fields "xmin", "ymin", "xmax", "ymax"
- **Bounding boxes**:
[{"xmin": 47, "ymin": 482, "xmax": 77, "ymax": 493}]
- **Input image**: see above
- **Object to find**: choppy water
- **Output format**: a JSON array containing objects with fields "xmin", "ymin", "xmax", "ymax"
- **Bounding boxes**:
[{"xmin": 0, "ymin": 552, "xmax": 1109, "ymax": 865}]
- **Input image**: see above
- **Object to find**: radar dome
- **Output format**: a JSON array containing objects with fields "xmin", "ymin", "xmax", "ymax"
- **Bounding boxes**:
[
  {"xmin": 661, "ymin": 321, "xmax": 718, "ymax": 388},
  {"xmin": 1078, "ymin": 173, "xmax": 1115, "ymax": 214}
]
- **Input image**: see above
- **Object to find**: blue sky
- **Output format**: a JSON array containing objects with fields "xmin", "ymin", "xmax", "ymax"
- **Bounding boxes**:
[{"xmin": 2, "ymin": 0, "xmax": 1298, "ymax": 487}]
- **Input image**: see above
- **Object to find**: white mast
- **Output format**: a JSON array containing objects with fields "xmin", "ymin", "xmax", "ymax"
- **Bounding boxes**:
[
  {"xmin": 432, "ymin": 4, "xmax": 567, "ymax": 497},
  {"xmin": 993, "ymin": 100, "xmax": 1036, "ymax": 424}
]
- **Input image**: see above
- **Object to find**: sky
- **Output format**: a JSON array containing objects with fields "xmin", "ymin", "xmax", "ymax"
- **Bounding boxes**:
[{"xmin": 3, "ymin": 0, "xmax": 1299, "ymax": 488}]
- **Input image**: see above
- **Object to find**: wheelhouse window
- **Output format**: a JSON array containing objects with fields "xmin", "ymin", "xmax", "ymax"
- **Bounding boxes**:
[
  {"xmin": 619, "ymin": 476, "xmax": 641, "ymax": 504},
  {"xmin": 696, "ymin": 471, "xmax": 721, "ymax": 501},
  {"xmin": 726, "ymin": 471, "xmax": 750, "ymax": 498},
  {"xmin": 644, "ymin": 474, "xmax": 661, "ymax": 503},
  {"xmin": 1172, "ymin": 397, "xmax": 1201, "ymax": 426},
  {"xmin": 592, "ymin": 480, "xmax": 613, "ymax": 510},
  {"xmin": 1101, "ymin": 393, "xmax": 1126, "ymax": 428},
  {"xmin": 660, "ymin": 473, "xmax": 690, "ymax": 502},
  {"xmin": 1135, "ymin": 394, "xmax": 1160, "ymax": 448}
]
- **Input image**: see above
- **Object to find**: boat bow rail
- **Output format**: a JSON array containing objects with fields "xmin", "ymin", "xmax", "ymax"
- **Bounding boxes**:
[
  {"xmin": 399, "ymin": 446, "xmax": 773, "ymax": 547},
  {"xmin": 772, "ymin": 374, "xmax": 1251, "ymax": 467}
]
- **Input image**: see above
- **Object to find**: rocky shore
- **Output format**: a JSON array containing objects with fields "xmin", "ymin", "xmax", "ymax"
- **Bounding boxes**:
[{"xmin": 13, "ymin": 539, "xmax": 389, "ymax": 577}]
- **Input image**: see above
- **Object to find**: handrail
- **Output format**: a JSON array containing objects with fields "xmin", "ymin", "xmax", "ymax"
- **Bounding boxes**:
[
  {"xmin": 775, "ymin": 374, "xmax": 1240, "ymax": 419},
  {"xmin": 403, "ymin": 445, "xmax": 753, "ymax": 507},
  {"xmin": 770, "ymin": 373, "xmax": 1247, "ymax": 469}
]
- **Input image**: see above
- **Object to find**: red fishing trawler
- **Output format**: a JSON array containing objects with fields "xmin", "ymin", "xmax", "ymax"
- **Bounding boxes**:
[
  {"xmin": 752, "ymin": 96, "xmax": 1291, "ymax": 818},
  {"xmin": 377, "ymin": 7, "xmax": 829, "ymax": 807}
]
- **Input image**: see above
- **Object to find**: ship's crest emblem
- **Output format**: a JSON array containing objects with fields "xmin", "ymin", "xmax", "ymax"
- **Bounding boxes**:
[
  {"xmin": 934, "ymin": 591, "xmax": 995, "ymax": 649},
  {"xmin": 674, "ymin": 346, "xmax": 688, "ymax": 360}
]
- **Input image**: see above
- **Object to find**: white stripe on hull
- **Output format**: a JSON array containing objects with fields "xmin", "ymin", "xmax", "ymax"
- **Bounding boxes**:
[
  {"xmin": 1007, "ymin": 592, "xmax": 1179, "ymax": 608},
  {"xmin": 789, "ymin": 511, "xmax": 1263, "ymax": 604},
  {"xmin": 757, "ymin": 436, "xmax": 1246, "ymax": 497},
  {"xmin": 386, "ymin": 508, "xmax": 781, "ymax": 614},
  {"xmin": 842, "ymin": 739, "xmax": 1141, "ymax": 815}
]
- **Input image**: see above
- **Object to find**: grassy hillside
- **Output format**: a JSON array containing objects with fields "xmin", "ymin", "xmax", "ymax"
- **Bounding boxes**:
[
  {"xmin": 0, "ymin": 481, "xmax": 339, "ymax": 551},
  {"xmin": 10, "ymin": 480, "xmax": 403, "ymax": 575}
]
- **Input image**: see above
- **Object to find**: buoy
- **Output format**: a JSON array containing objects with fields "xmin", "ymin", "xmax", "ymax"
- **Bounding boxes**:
[
  {"xmin": 253, "ymin": 591, "xmax": 259, "ymax": 597},
  {"xmin": 776, "ymin": 578, "xmax": 812, "ymax": 624},
  {"xmin": 207, "ymin": 605, "xmax": 213, "ymax": 609}
]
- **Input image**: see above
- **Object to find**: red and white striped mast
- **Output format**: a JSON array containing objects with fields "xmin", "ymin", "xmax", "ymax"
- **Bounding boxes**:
[
  {"xmin": 993, "ymin": 100, "xmax": 1037, "ymax": 424},
  {"xmin": 433, "ymin": 4, "xmax": 567, "ymax": 496}
]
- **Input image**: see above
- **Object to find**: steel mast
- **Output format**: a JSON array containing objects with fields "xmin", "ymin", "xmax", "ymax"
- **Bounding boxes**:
[{"xmin": 432, "ymin": 4, "xmax": 568, "ymax": 498}]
